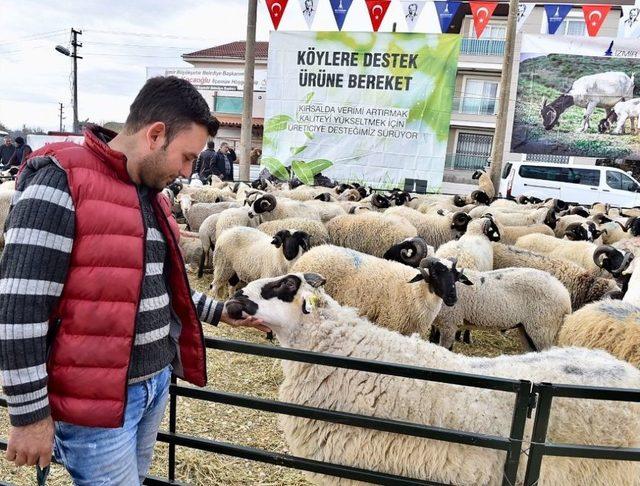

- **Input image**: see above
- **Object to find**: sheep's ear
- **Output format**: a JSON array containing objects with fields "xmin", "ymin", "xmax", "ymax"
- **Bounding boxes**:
[
  {"xmin": 271, "ymin": 235, "xmax": 283, "ymax": 247},
  {"xmin": 303, "ymin": 273, "xmax": 326, "ymax": 288},
  {"xmin": 457, "ymin": 272, "xmax": 473, "ymax": 286},
  {"xmin": 408, "ymin": 274, "xmax": 424, "ymax": 283}
]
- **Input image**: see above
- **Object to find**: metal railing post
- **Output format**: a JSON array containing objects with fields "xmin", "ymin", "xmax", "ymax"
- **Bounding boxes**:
[
  {"xmin": 501, "ymin": 380, "xmax": 532, "ymax": 486},
  {"xmin": 168, "ymin": 374, "xmax": 177, "ymax": 482},
  {"xmin": 523, "ymin": 384, "xmax": 554, "ymax": 485}
]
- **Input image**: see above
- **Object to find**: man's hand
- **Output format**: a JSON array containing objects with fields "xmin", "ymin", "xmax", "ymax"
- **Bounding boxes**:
[
  {"xmin": 6, "ymin": 416, "xmax": 54, "ymax": 468},
  {"xmin": 220, "ymin": 307, "xmax": 271, "ymax": 333}
]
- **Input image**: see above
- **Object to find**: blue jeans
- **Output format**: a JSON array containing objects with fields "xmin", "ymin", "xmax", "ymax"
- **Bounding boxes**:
[{"xmin": 53, "ymin": 366, "xmax": 171, "ymax": 485}]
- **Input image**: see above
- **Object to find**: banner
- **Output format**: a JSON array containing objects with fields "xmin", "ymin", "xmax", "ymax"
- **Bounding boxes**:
[
  {"xmin": 434, "ymin": 1, "xmax": 462, "ymax": 33},
  {"xmin": 330, "ymin": 0, "xmax": 354, "ymax": 30},
  {"xmin": 582, "ymin": 5, "xmax": 611, "ymax": 36},
  {"xmin": 366, "ymin": 0, "xmax": 391, "ymax": 31},
  {"xmin": 517, "ymin": 3, "xmax": 536, "ymax": 31},
  {"xmin": 263, "ymin": 32, "xmax": 461, "ymax": 188},
  {"xmin": 620, "ymin": 3, "xmax": 640, "ymax": 38},
  {"xmin": 146, "ymin": 67, "xmax": 268, "ymax": 91},
  {"xmin": 470, "ymin": 2, "xmax": 498, "ymax": 38},
  {"xmin": 544, "ymin": 5, "xmax": 573, "ymax": 34},
  {"xmin": 299, "ymin": 0, "xmax": 318, "ymax": 28},
  {"xmin": 265, "ymin": 0, "xmax": 288, "ymax": 29},
  {"xmin": 401, "ymin": 0, "xmax": 427, "ymax": 31},
  {"xmin": 511, "ymin": 34, "xmax": 640, "ymax": 160}
]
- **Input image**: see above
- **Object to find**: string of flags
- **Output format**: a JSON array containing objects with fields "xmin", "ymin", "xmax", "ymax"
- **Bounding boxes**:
[{"xmin": 264, "ymin": 0, "xmax": 616, "ymax": 38}]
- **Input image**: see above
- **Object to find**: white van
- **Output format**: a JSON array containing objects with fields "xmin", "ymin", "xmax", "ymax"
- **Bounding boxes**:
[{"xmin": 498, "ymin": 162, "xmax": 640, "ymax": 208}]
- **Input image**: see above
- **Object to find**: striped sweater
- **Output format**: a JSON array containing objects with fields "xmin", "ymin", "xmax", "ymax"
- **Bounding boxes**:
[{"xmin": 0, "ymin": 160, "xmax": 222, "ymax": 426}]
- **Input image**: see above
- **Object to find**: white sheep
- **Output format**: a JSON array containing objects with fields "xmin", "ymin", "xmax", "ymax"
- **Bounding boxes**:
[
  {"xmin": 292, "ymin": 246, "xmax": 472, "ymax": 336},
  {"xmin": 247, "ymin": 194, "xmax": 322, "ymax": 223},
  {"xmin": 385, "ymin": 206, "xmax": 471, "ymax": 249},
  {"xmin": 257, "ymin": 218, "xmax": 330, "ymax": 247},
  {"xmin": 433, "ymin": 267, "xmax": 571, "ymax": 350},
  {"xmin": 472, "ymin": 170, "xmax": 495, "ymax": 199},
  {"xmin": 226, "ymin": 273, "xmax": 640, "ymax": 486},
  {"xmin": 515, "ymin": 233, "xmax": 601, "ymax": 271},
  {"xmin": 210, "ymin": 226, "xmax": 310, "ymax": 299},
  {"xmin": 435, "ymin": 215, "xmax": 500, "ymax": 271},
  {"xmin": 603, "ymin": 98, "xmax": 640, "ymax": 134}
]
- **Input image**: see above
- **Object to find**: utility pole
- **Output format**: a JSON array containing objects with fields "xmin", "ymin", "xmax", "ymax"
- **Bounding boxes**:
[
  {"xmin": 239, "ymin": 0, "xmax": 257, "ymax": 182},
  {"xmin": 488, "ymin": 0, "xmax": 518, "ymax": 190},
  {"xmin": 71, "ymin": 28, "xmax": 83, "ymax": 134},
  {"xmin": 58, "ymin": 102, "xmax": 64, "ymax": 132}
]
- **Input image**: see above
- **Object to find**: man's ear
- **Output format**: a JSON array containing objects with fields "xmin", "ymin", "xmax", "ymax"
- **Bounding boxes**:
[{"xmin": 146, "ymin": 121, "xmax": 167, "ymax": 150}]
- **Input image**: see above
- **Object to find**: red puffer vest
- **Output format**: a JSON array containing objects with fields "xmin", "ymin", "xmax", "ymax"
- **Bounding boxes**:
[{"xmin": 27, "ymin": 126, "xmax": 207, "ymax": 428}]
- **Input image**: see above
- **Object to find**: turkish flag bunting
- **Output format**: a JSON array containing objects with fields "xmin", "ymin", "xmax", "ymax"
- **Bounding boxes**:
[
  {"xmin": 366, "ymin": 0, "xmax": 391, "ymax": 31},
  {"xmin": 470, "ymin": 2, "xmax": 498, "ymax": 38},
  {"xmin": 582, "ymin": 5, "xmax": 611, "ymax": 37},
  {"xmin": 265, "ymin": 0, "xmax": 289, "ymax": 29}
]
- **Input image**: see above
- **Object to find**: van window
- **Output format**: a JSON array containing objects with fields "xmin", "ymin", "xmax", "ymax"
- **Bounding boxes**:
[
  {"xmin": 566, "ymin": 168, "xmax": 600, "ymax": 186},
  {"xmin": 502, "ymin": 163, "xmax": 512, "ymax": 179},
  {"xmin": 606, "ymin": 170, "xmax": 638, "ymax": 192},
  {"xmin": 519, "ymin": 165, "xmax": 600, "ymax": 186}
]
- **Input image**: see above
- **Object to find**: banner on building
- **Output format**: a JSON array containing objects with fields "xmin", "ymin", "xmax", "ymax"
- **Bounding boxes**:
[
  {"xmin": 511, "ymin": 34, "xmax": 640, "ymax": 160},
  {"xmin": 620, "ymin": 2, "xmax": 640, "ymax": 38},
  {"xmin": 146, "ymin": 67, "xmax": 268, "ymax": 91},
  {"xmin": 265, "ymin": 0, "xmax": 289, "ymax": 29},
  {"xmin": 544, "ymin": 4, "xmax": 573, "ymax": 34},
  {"xmin": 582, "ymin": 5, "xmax": 611, "ymax": 36},
  {"xmin": 470, "ymin": 2, "xmax": 498, "ymax": 38},
  {"xmin": 299, "ymin": 0, "xmax": 318, "ymax": 28},
  {"xmin": 263, "ymin": 31, "xmax": 460, "ymax": 188},
  {"xmin": 401, "ymin": 0, "xmax": 427, "ymax": 31},
  {"xmin": 330, "ymin": 0, "xmax": 354, "ymax": 30},
  {"xmin": 434, "ymin": 1, "xmax": 462, "ymax": 33},
  {"xmin": 366, "ymin": 0, "xmax": 391, "ymax": 31},
  {"xmin": 517, "ymin": 3, "xmax": 536, "ymax": 31}
]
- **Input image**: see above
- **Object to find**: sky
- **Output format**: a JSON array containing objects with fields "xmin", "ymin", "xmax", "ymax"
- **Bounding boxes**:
[{"xmin": 0, "ymin": 0, "xmax": 440, "ymax": 132}]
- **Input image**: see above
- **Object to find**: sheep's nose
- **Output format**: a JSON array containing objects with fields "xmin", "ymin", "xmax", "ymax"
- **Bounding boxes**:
[{"xmin": 225, "ymin": 300, "xmax": 245, "ymax": 320}]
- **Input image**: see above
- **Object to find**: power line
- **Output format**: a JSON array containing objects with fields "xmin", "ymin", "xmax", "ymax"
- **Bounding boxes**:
[
  {"xmin": 84, "ymin": 29, "xmax": 216, "ymax": 41},
  {"xmin": 83, "ymin": 41, "xmax": 202, "ymax": 50},
  {"xmin": 82, "ymin": 52, "xmax": 188, "ymax": 59},
  {"xmin": 0, "ymin": 29, "xmax": 67, "ymax": 46}
]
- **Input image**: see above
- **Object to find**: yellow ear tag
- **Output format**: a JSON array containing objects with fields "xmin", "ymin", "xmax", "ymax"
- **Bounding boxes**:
[{"xmin": 307, "ymin": 294, "xmax": 320, "ymax": 309}]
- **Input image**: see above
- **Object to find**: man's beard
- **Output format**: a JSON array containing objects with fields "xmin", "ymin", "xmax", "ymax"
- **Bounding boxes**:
[{"xmin": 138, "ymin": 149, "xmax": 171, "ymax": 190}]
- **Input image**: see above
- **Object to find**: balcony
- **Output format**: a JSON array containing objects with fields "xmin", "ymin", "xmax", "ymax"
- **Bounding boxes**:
[
  {"xmin": 452, "ymin": 96, "xmax": 498, "ymax": 116},
  {"xmin": 445, "ymin": 153, "xmax": 488, "ymax": 170},
  {"xmin": 460, "ymin": 38, "xmax": 506, "ymax": 57}
]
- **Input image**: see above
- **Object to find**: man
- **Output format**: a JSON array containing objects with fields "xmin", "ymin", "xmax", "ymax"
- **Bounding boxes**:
[
  {"xmin": 0, "ymin": 76, "xmax": 270, "ymax": 484},
  {"xmin": 214, "ymin": 142, "xmax": 234, "ymax": 181},
  {"xmin": 193, "ymin": 140, "xmax": 217, "ymax": 183},
  {"xmin": 0, "ymin": 136, "xmax": 16, "ymax": 168},
  {"xmin": 7, "ymin": 136, "xmax": 31, "ymax": 168}
]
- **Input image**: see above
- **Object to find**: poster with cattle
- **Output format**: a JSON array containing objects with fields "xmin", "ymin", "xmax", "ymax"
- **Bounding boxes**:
[{"xmin": 511, "ymin": 34, "xmax": 640, "ymax": 160}]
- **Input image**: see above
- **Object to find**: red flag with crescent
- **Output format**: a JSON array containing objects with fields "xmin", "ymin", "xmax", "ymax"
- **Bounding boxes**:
[
  {"xmin": 365, "ymin": 0, "xmax": 391, "ymax": 31},
  {"xmin": 470, "ymin": 2, "xmax": 498, "ymax": 38},
  {"xmin": 266, "ymin": 0, "xmax": 289, "ymax": 29},
  {"xmin": 582, "ymin": 5, "xmax": 611, "ymax": 37}
]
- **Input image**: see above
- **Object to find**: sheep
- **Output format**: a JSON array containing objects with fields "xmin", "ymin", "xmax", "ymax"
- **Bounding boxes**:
[
  {"xmin": 492, "ymin": 222, "xmax": 554, "ymax": 245},
  {"xmin": 292, "ymin": 246, "xmax": 471, "ymax": 335},
  {"xmin": 591, "ymin": 214, "xmax": 629, "ymax": 244},
  {"xmin": 599, "ymin": 98, "xmax": 640, "ymax": 134},
  {"xmin": 482, "ymin": 207, "xmax": 556, "ymax": 228},
  {"xmin": 258, "ymin": 218, "xmax": 330, "ymax": 247},
  {"xmin": 302, "ymin": 199, "xmax": 346, "ymax": 222},
  {"xmin": 210, "ymin": 227, "xmax": 310, "ymax": 299},
  {"xmin": 435, "ymin": 215, "xmax": 500, "ymax": 271},
  {"xmin": 471, "ymin": 169, "xmax": 495, "ymax": 199},
  {"xmin": 385, "ymin": 206, "xmax": 472, "ymax": 249},
  {"xmin": 247, "ymin": 194, "xmax": 322, "ymax": 223},
  {"xmin": 562, "ymin": 221, "xmax": 606, "ymax": 244},
  {"xmin": 178, "ymin": 230, "xmax": 204, "ymax": 272},
  {"xmin": 433, "ymin": 266, "xmax": 571, "ymax": 350},
  {"xmin": 226, "ymin": 273, "xmax": 640, "ymax": 486},
  {"xmin": 185, "ymin": 201, "xmax": 240, "ymax": 232},
  {"xmin": 540, "ymin": 71, "xmax": 635, "ymax": 132},
  {"xmin": 558, "ymin": 249, "xmax": 640, "ymax": 367},
  {"xmin": 492, "ymin": 243, "xmax": 618, "ymax": 310},
  {"xmin": 325, "ymin": 211, "xmax": 418, "ymax": 258},
  {"xmin": 554, "ymin": 214, "xmax": 588, "ymax": 238},
  {"xmin": 515, "ymin": 233, "xmax": 601, "ymax": 271}
]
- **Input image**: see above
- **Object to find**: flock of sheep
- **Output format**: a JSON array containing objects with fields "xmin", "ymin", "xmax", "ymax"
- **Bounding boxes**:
[{"xmin": 164, "ymin": 169, "xmax": 640, "ymax": 485}]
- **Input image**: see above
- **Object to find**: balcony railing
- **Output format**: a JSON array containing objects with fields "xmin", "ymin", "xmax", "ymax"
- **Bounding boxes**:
[
  {"xmin": 452, "ymin": 96, "xmax": 498, "ymax": 116},
  {"xmin": 445, "ymin": 153, "xmax": 489, "ymax": 170},
  {"xmin": 460, "ymin": 38, "xmax": 506, "ymax": 56}
]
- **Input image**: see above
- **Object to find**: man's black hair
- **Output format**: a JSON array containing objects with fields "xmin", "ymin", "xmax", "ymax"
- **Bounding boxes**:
[
  {"xmin": 207, "ymin": 141, "xmax": 215, "ymax": 150},
  {"xmin": 124, "ymin": 76, "xmax": 220, "ymax": 145}
]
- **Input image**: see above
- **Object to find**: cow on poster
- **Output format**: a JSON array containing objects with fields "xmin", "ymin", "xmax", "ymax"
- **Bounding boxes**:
[
  {"xmin": 262, "ymin": 32, "xmax": 461, "ymax": 188},
  {"xmin": 511, "ymin": 34, "xmax": 640, "ymax": 160}
]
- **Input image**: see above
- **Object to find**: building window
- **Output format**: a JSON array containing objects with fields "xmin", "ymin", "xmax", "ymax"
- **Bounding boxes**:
[
  {"xmin": 561, "ymin": 19, "xmax": 587, "ymax": 36},
  {"xmin": 461, "ymin": 78, "xmax": 499, "ymax": 115},
  {"xmin": 469, "ymin": 20, "xmax": 507, "ymax": 39},
  {"xmin": 525, "ymin": 153, "xmax": 570, "ymax": 164},
  {"xmin": 457, "ymin": 133, "xmax": 493, "ymax": 157},
  {"xmin": 214, "ymin": 96, "xmax": 243, "ymax": 114}
]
